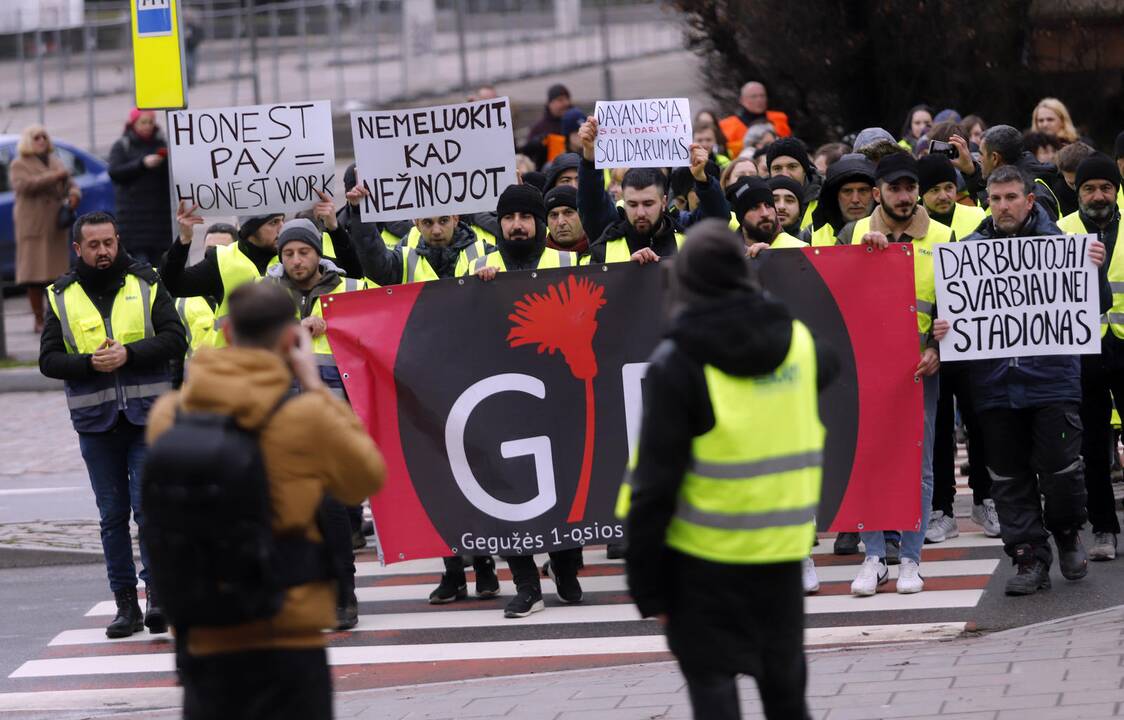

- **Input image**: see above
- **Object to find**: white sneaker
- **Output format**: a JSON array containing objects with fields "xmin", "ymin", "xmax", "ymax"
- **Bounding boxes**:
[
  {"xmin": 926, "ymin": 507, "xmax": 944, "ymax": 541},
  {"xmin": 935, "ymin": 511, "xmax": 959, "ymax": 542},
  {"xmin": 972, "ymin": 499, "xmax": 1001, "ymax": 538},
  {"xmin": 896, "ymin": 558, "xmax": 924, "ymax": 594},
  {"xmin": 850, "ymin": 556, "xmax": 888, "ymax": 597},
  {"xmin": 801, "ymin": 557, "xmax": 820, "ymax": 594}
]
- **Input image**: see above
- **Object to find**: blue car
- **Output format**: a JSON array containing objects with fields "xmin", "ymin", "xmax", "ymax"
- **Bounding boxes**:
[{"xmin": 0, "ymin": 136, "xmax": 116, "ymax": 282}]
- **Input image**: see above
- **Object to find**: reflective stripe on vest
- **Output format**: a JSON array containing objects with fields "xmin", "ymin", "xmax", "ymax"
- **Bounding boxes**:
[
  {"xmin": 47, "ymin": 274, "xmax": 171, "ymax": 428},
  {"xmin": 1059, "ymin": 211, "xmax": 1123, "ymax": 338},
  {"xmin": 473, "ymin": 248, "xmax": 578, "ymax": 273},
  {"xmin": 602, "ymin": 233, "xmax": 686, "ymax": 263},
  {"xmin": 665, "ymin": 320, "xmax": 824, "ymax": 564},
  {"xmin": 851, "ymin": 215, "xmax": 949, "ymax": 349}
]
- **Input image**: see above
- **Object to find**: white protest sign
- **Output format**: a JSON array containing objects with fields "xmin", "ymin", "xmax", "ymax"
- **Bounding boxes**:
[
  {"xmin": 593, "ymin": 97, "xmax": 692, "ymax": 169},
  {"xmin": 935, "ymin": 235, "xmax": 1100, "ymax": 361},
  {"xmin": 350, "ymin": 97, "xmax": 516, "ymax": 222},
  {"xmin": 168, "ymin": 101, "xmax": 336, "ymax": 215}
]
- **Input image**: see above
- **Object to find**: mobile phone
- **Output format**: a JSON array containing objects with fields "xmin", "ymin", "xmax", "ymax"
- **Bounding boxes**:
[{"xmin": 929, "ymin": 141, "xmax": 959, "ymax": 160}]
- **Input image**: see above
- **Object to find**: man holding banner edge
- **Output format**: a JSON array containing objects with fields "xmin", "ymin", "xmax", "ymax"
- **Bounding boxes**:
[{"xmin": 958, "ymin": 165, "xmax": 1108, "ymax": 595}]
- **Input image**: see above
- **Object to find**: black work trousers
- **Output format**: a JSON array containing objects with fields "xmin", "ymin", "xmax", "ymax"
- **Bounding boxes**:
[
  {"xmin": 182, "ymin": 647, "xmax": 332, "ymax": 720},
  {"xmin": 932, "ymin": 363, "xmax": 990, "ymax": 515},
  {"xmin": 320, "ymin": 496, "xmax": 355, "ymax": 604},
  {"xmin": 442, "ymin": 555, "xmax": 495, "ymax": 581},
  {"xmin": 978, "ymin": 404, "xmax": 1088, "ymax": 564},
  {"xmin": 504, "ymin": 548, "xmax": 583, "ymax": 592},
  {"xmin": 1080, "ymin": 354, "xmax": 1124, "ymax": 534}
]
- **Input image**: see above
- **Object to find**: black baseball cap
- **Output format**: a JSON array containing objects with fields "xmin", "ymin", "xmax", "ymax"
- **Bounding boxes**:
[{"xmin": 875, "ymin": 153, "xmax": 919, "ymax": 185}]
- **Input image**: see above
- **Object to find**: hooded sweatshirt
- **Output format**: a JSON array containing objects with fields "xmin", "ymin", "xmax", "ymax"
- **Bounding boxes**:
[
  {"xmin": 146, "ymin": 348, "xmax": 385, "ymax": 656},
  {"xmin": 805, "ymin": 154, "xmax": 876, "ymax": 238},
  {"xmin": 624, "ymin": 288, "xmax": 838, "ymax": 670}
]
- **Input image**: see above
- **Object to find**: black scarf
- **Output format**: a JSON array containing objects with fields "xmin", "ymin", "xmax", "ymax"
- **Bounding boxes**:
[{"xmin": 76, "ymin": 251, "xmax": 131, "ymax": 297}]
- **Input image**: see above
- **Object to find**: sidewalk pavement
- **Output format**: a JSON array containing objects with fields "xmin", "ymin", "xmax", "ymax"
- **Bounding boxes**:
[
  {"xmin": 8, "ymin": 603, "xmax": 1124, "ymax": 720},
  {"xmin": 0, "ymin": 300, "xmax": 59, "ymax": 393}
]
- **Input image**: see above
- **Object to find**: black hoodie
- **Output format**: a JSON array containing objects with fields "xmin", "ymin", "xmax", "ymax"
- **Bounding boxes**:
[
  {"xmin": 806, "ymin": 154, "xmax": 876, "ymax": 237},
  {"xmin": 624, "ymin": 288, "xmax": 838, "ymax": 670},
  {"xmin": 351, "ymin": 218, "xmax": 489, "ymax": 284}
]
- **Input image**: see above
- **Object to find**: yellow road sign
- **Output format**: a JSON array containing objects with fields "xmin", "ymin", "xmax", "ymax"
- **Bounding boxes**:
[{"xmin": 130, "ymin": 0, "xmax": 187, "ymax": 110}]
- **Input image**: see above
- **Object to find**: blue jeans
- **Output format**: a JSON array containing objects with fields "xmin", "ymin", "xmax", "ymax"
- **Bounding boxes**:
[
  {"xmin": 78, "ymin": 422, "xmax": 151, "ymax": 593},
  {"xmin": 861, "ymin": 373, "xmax": 939, "ymax": 564}
]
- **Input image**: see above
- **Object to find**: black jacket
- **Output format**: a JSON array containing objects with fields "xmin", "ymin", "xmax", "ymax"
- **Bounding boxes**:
[
  {"xmin": 40, "ymin": 254, "xmax": 186, "ymax": 383},
  {"xmin": 107, "ymin": 130, "xmax": 173, "ymax": 259},
  {"xmin": 962, "ymin": 151, "xmax": 1061, "ymax": 220},
  {"xmin": 625, "ymin": 291, "xmax": 837, "ymax": 671},
  {"xmin": 351, "ymin": 217, "xmax": 489, "ymax": 284},
  {"xmin": 520, "ymin": 107, "xmax": 564, "ymax": 169},
  {"xmin": 962, "ymin": 205, "xmax": 1108, "ymax": 411},
  {"xmin": 588, "ymin": 211, "xmax": 684, "ymax": 264},
  {"xmin": 577, "ymin": 158, "xmax": 728, "ymax": 248},
  {"xmin": 159, "ymin": 228, "xmax": 362, "ymax": 302}
]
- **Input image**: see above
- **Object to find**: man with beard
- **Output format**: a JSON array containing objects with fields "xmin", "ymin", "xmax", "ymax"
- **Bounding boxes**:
[
  {"xmin": 341, "ymin": 185, "xmax": 502, "ymax": 604},
  {"xmin": 727, "ymin": 176, "xmax": 807, "ymax": 256},
  {"xmin": 950, "ymin": 125, "xmax": 1061, "ymax": 218},
  {"xmin": 963, "ymin": 165, "xmax": 1108, "ymax": 595},
  {"xmin": 802, "ymin": 154, "xmax": 877, "ymax": 247},
  {"xmin": 40, "ymin": 211, "xmax": 186, "ymax": 638},
  {"xmin": 918, "ymin": 155, "xmax": 987, "ymax": 240},
  {"xmin": 474, "ymin": 184, "xmax": 583, "ymax": 617},
  {"xmin": 845, "ymin": 154, "xmax": 952, "ymax": 597},
  {"xmin": 766, "ymin": 138, "xmax": 821, "ymax": 230},
  {"xmin": 347, "ymin": 207, "xmax": 493, "ymax": 285},
  {"xmin": 261, "ymin": 219, "xmax": 374, "ymax": 630},
  {"xmin": 576, "ymin": 116, "xmax": 729, "ymax": 248},
  {"xmin": 769, "ymin": 175, "xmax": 805, "ymax": 238},
  {"xmin": 544, "ymin": 185, "xmax": 589, "ymax": 255},
  {"xmin": 1059, "ymin": 154, "xmax": 1124, "ymax": 561}
]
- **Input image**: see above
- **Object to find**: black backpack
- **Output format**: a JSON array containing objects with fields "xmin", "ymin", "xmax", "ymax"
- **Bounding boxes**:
[{"xmin": 141, "ymin": 398, "xmax": 332, "ymax": 629}]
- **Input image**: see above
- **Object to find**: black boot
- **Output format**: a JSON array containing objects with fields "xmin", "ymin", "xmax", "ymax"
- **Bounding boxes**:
[
  {"xmin": 606, "ymin": 543, "xmax": 626, "ymax": 560},
  {"xmin": 1005, "ymin": 545, "xmax": 1052, "ymax": 596},
  {"xmin": 106, "ymin": 587, "xmax": 144, "ymax": 639},
  {"xmin": 429, "ymin": 557, "xmax": 468, "ymax": 604},
  {"xmin": 143, "ymin": 586, "xmax": 168, "ymax": 634},
  {"xmin": 833, "ymin": 532, "xmax": 860, "ymax": 555},
  {"xmin": 1055, "ymin": 530, "xmax": 1088, "ymax": 581},
  {"xmin": 336, "ymin": 590, "xmax": 359, "ymax": 631},
  {"xmin": 544, "ymin": 558, "xmax": 583, "ymax": 604}
]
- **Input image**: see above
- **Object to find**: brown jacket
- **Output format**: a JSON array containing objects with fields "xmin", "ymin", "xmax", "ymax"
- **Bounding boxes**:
[
  {"xmin": 146, "ymin": 347, "xmax": 385, "ymax": 656},
  {"xmin": 11, "ymin": 153, "xmax": 74, "ymax": 284}
]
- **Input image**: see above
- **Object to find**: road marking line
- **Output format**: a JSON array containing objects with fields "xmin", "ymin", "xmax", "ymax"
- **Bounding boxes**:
[
  {"xmin": 16, "ymin": 622, "xmax": 969, "ymax": 679},
  {"xmin": 0, "ymin": 487, "xmax": 84, "ymax": 496}
]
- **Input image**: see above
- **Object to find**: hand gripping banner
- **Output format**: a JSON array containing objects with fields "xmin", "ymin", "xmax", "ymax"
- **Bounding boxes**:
[{"xmin": 323, "ymin": 246, "xmax": 922, "ymax": 563}]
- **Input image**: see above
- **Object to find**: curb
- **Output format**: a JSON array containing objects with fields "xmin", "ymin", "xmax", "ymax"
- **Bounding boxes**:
[
  {"xmin": 0, "ymin": 546, "xmax": 104, "ymax": 569},
  {"xmin": 0, "ymin": 367, "xmax": 61, "ymax": 394}
]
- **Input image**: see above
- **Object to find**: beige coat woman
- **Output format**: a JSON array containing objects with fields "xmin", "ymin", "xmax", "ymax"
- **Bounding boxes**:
[{"xmin": 11, "ymin": 125, "xmax": 79, "ymax": 331}]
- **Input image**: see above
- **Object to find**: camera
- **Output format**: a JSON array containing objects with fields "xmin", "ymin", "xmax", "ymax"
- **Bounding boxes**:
[{"xmin": 928, "ymin": 140, "xmax": 959, "ymax": 160}]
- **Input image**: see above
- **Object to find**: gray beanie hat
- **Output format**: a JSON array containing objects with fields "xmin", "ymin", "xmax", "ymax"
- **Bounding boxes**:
[
  {"xmin": 853, "ymin": 127, "xmax": 896, "ymax": 152},
  {"xmin": 276, "ymin": 218, "xmax": 323, "ymax": 256}
]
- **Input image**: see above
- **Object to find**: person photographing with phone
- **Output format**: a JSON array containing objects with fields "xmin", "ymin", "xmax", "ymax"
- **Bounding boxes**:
[{"xmin": 39, "ymin": 211, "xmax": 187, "ymax": 639}]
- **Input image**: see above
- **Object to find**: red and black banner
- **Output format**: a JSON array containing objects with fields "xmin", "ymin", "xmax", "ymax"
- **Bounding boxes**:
[{"xmin": 324, "ymin": 245, "xmax": 922, "ymax": 563}]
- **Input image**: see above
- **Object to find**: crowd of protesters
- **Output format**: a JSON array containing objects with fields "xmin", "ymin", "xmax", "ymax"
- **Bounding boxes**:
[{"xmin": 23, "ymin": 79, "xmax": 1124, "ymax": 720}]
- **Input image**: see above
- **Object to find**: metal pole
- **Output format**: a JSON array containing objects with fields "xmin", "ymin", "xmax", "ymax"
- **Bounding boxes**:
[
  {"xmin": 35, "ymin": 28, "xmax": 45, "ymax": 124},
  {"xmin": 598, "ymin": 0, "xmax": 613, "ymax": 101},
  {"xmin": 57, "ymin": 28, "xmax": 68, "ymax": 101},
  {"xmin": 329, "ymin": 0, "xmax": 344, "ymax": 101},
  {"xmin": 454, "ymin": 0, "xmax": 469, "ymax": 96},
  {"xmin": 231, "ymin": 10, "xmax": 243, "ymax": 104},
  {"xmin": 270, "ymin": 7, "xmax": 281, "ymax": 102},
  {"xmin": 17, "ymin": 11, "xmax": 27, "ymax": 105},
  {"xmin": 248, "ymin": 0, "xmax": 261, "ymax": 104},
  {"xmin": 368, "ymin": 1, "xmax": 380, "ymax": 103},
  {"xmin": 85, "ymin": 26, "xmax": 96, "ymax": 153},
  {"xmin": 298, "ymin": 0, "xmax": 310, "ymax": 101}
]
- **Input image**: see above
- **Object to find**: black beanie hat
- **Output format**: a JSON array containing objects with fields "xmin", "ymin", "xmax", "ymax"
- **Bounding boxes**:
[
  {"xmin": 765, "ymin": 137, "xmax": 813, "ymax": 177},
  {"xmin": 522, "ymin": 171, "xmax": 548, "ymax": 192},
  {"xmin": 767, "ymin": 175, "xmax": 804, "ymax": 202},
  {"xmin": 917, "ymin": 154, "xmax": 958, "ymax": 195},
  {"xmin": 237, "ymin": 213, "xmax": 284, "ymax": 241},
  {"xmin": 1114, "ymin": 131, "xmax": 1124, "ymax": 160},
  {"xmin": 1075, "ymin": 153, "xmax": 1121, "ymax": 192},
  {"xmin": 496, "ymin": 184, "xmax": 547, "ymax": 223},
  {"xmin": 727, "ymin": 176, "xmax": 774, "ymax": 221},
  {"xmin": 672, "ymin": 218, "xmax": 754, "ymax": 307},
  {"xmin": 544, "ymin": 184, "xmax": 577, "ymax": 213}
]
